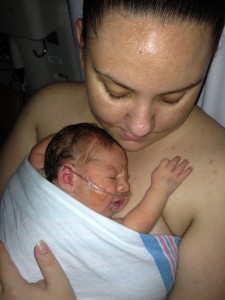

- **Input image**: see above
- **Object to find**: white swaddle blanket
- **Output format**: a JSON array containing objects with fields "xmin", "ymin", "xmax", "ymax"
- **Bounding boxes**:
[{"xmin": 0, "ymin": 157, "xmax": 181, "ymax": 300}]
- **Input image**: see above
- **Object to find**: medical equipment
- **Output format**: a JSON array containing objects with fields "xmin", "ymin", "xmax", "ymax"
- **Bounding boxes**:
[{"xmin": 0, "ymin": 0, "xmax": 83, "ymax": 95}]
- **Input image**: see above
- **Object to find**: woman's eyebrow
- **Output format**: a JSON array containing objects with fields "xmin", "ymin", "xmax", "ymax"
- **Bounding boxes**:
[
  {"xmin": 162, "ymin": 79, "xmax": 204, "ymax": 95},
  {"xmin": 94, "ymin": 67, "xmax": 132, "ymax": 90},
  {"xmin": 94, "ymin": 67, "xmax": 204, "ymax": 94}
]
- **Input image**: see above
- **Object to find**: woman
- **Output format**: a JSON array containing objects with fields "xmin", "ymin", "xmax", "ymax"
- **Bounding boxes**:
[{"xmin": 0, "ymin": 0, "xmax": 225, "ymax": 299}]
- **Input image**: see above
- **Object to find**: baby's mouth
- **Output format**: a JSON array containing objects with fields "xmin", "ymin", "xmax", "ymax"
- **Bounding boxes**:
[{"xmin": 110, "ymin": 197, "xmax": 126, "ymax": 211}]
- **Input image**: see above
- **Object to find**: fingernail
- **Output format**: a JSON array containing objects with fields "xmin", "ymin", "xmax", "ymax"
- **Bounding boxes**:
[{"xmin": 36, "ymin": 240, "xmax": 49, "ymax": 255}]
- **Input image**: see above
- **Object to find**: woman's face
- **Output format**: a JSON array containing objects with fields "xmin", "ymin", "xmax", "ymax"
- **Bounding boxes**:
[{"xmin": 77, "ymin": 13, "xmax": 213, "ymax": 151}]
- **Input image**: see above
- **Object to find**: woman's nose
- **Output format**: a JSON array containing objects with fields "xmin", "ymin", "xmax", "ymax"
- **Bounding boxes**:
[{"xmin": 125, "ymin": 101, "xmax": 154, "ymax": 137}]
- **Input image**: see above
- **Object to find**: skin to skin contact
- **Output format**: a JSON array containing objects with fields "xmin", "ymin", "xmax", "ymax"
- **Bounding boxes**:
[{"xmin": 0, "ymin": 9, "xmax": 225, "ymax": 300}]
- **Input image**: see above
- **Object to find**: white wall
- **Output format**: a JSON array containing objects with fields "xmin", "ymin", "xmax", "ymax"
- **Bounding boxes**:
[{"xmin": 198, "ymin": 27, "xmax": 225, "ymax": 127}]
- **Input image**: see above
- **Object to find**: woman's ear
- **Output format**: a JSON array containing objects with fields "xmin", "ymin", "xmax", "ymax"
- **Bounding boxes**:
[
  {"xmin": 76, "ymin": 18, "xmax": 85, "ymax": 69},
  {"xmin": 57, "ymin": 165, "xmax": 75, "ymax": 193}
]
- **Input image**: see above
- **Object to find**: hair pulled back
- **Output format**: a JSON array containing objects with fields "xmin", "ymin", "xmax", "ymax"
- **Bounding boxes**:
[{"xmin": 83, "ymin": 0, "xmax": 225, "ymax": 51}]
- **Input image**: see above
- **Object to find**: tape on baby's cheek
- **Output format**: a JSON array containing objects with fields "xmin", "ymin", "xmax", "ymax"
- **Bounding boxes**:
[{"xmin": 90, "ymin": 189, "xmax": 109, "ymax": 204}]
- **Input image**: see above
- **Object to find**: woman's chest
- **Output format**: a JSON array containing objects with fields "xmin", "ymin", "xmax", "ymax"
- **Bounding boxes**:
[{"xmin": 120, "ymin": 142, "xmax": 216, "ymax": 236}]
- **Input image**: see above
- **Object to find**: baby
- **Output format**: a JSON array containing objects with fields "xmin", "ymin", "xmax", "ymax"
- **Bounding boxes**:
[{"xmin": 36, "ymin": 123, "xmax": 192, "ymax": 234}]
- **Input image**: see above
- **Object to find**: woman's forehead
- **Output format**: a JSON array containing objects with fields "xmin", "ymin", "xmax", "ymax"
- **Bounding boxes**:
[{"xmin": 87, "ymin": 14, "xmax": 212, "ymax": 92}]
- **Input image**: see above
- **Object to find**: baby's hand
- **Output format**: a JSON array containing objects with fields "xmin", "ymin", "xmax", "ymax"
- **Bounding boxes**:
[
  {"xmin": 151, "ymin": 156, "xmax": 192, "ymax": 196},
  {"xmin": 28, "ymin": 134, "xmax": 53, "ymax": 172}
]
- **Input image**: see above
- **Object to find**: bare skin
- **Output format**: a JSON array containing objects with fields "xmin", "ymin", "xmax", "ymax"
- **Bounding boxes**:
[
  {"xmin": 53, "ymin": 143, "xmax": 131, "ymax": 217},
  {"xmin": 115, "ymin": 156, "xmax": 192, "ymax": 233},
  {"xmin": 1, "ymin": 13, "xmax": 225, "ymax": 300},
  {"xmin": 53, "ymin": 147, "xmax": 192, "ymax": 233},
  {"xmin": 0, "ymin": 240, "xmax": 76, "ymax": 300},
  {"xmin": 29, "ymin": 138, "xmax": 192, "ymax": 233}
]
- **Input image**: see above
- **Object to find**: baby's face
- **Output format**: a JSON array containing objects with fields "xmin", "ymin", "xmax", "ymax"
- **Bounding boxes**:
[{"xmin": 80, "ymin": 144, "xmax": 130, "ymax": 217}]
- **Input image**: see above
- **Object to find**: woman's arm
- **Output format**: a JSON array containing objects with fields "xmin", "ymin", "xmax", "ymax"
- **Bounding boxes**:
[
  {"xmin": 0, "ymin": 81, "xmax": 82, "ymax": 196},
  {"xmin": 168, "ymin": 191, "xmax": 225, "ymax": 299},
  {"xmin": 0, "ymin": 99, "xmax": 38, "ymax": 196},
  {"xmin": 0, "ymin": 85, "xmax": 53, "ymax": 196},
  {"xmin": 0, "ymin": 240, "xmax": 76, "ymax": 300}
]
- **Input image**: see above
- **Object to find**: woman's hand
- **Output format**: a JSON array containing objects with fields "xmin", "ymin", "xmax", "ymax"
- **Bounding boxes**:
[{"xmin": 0, "ymin": 240, "xmax": 76, "ymax": 300}]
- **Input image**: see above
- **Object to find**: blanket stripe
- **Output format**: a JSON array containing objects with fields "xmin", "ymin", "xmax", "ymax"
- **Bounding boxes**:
[{"xmin": 140, "ymin": 234, "xmax": 180, "ymax": 293}]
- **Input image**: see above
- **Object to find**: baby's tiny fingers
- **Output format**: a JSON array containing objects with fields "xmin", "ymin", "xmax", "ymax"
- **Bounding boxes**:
[
  {"xmin": 167, "ymin": 156, "xmax": 181, "ymax": 169},
  {"xmin": 178, "ymin": 166, "xmax": 193, "ymax": 182},
  {"xmin": 159, "ymin": 158, "xmax": 171, "ymax": 167},
  {"xmin": 175, "ymin": 159, "xmax": 190, "ymax": 172}
]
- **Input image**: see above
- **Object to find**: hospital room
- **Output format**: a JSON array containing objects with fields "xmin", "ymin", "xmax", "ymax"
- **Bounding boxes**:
[
  {"xmin": 0, "ymin": 1, "xmax": 225, "ymax": 300},
  {"xmin": 0, "ymin": 0, "xmax": 83, "ymax": 145}
]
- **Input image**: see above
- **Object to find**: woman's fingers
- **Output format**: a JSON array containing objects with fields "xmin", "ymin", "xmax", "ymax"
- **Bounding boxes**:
[
  {"xmin": 0, "ymin": 240, "xmax": 26, "ymax": 290},
  {"xmin": 34, "ymin": 240, "xmax": 76, "ymax": 299},
  {"xmin": 0, "ymin": 240, "xmax": 76, "ymax": 300}
]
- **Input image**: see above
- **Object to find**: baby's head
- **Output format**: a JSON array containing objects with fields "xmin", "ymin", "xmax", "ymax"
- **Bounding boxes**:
[{"xmin": 44, "ymin": 123, "xmax": 130, "ymax": 217}]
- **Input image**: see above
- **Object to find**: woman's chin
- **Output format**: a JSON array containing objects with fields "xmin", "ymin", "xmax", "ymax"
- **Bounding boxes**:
[{"xmin": 118, "ymin": 139, "xmax": 151, "ymax": 152}]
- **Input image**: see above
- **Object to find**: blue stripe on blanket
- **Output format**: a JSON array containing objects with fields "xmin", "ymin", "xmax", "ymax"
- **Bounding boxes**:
[{"xmin": 140, "ymin": 234, "xmax": 181, "ymax": 294}]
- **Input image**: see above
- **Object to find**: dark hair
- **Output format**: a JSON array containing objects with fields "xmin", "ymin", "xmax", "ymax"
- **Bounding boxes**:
[
  {"xmin": 82, "ymin": 0, "xmax": 225, "ymax": 51},
  {"xmin": 44, "ymin": 123, "xmax": 123, "ymax": 182}
]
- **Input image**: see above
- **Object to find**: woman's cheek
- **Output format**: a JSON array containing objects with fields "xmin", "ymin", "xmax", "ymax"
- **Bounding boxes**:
[
  {"xmin": 157, "ymin": 99, "xmax": 195, "ymax": 130},
  {"xmin": 89, "ymin": 94, "xmax": 125, "ymax": 123}
]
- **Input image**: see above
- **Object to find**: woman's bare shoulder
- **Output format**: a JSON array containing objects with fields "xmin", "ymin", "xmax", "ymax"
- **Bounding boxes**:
[
  {"xmin": 31, "ymin": 81, "xmax": 87, "ymax": 110},
  {"xmin": 28, "ymin": 81, "xmax": 91, "ymax": 137},
  {"xmin": 186, "ymin": 106, "xmax": 225, "ymax": 148}
]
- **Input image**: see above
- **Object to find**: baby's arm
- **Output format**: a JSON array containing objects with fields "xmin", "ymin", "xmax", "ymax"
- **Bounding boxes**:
[
  {"xmin": 28, "ymin": 134, "xmax": 53, "ymax": 175},
  {"xmin": 114, "ymin": 156, "xmax": 192, "ymax": 233}
]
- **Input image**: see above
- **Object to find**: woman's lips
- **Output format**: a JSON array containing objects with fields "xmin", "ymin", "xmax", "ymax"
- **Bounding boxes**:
[{"xmin": 119, "ymin": 129, "xmax": 147, "ymax": 142}]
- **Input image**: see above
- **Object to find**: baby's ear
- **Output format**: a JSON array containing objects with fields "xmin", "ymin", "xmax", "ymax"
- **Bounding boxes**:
[{"xmin": 57, "ymin": 165, "xmax": 75, "ymax": 193}]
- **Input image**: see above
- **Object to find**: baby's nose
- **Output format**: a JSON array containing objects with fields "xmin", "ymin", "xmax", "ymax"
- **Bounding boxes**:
[{"xmin": 117, "ymin": 178, "xmax": 130, "ymax": 193}]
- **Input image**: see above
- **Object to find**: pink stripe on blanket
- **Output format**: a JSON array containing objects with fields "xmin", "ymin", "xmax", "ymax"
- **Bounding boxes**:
[{"xmin": 156, "ymin": 235, "xmax": 178, "ymax": 279}]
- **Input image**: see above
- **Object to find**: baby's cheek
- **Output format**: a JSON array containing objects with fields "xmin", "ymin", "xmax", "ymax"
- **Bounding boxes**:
[{"xmin": 90, "ymin": 189, "xmax": 109, "ymax": 205}]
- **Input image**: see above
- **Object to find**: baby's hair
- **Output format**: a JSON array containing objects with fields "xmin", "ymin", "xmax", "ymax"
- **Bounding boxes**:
[{"xmin": 44, "ymin": 123, "xmax": 124, "ymax": 182}]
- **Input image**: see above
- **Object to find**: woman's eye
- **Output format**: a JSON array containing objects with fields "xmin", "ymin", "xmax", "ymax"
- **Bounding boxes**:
[
  {"xmin": 162, "ymin": 97, "xmax": 182, "ymax": 105},
  {"xmin": 106, "ymin": 90, "xmax": 126, "ymax": 100},
  {"xmin": 108, "ymin": 92, "xmax": 126, "ymax": 100},
  {"xmin": 103, "ymin": 85, "xmax": 128, "ymax": 100}
]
